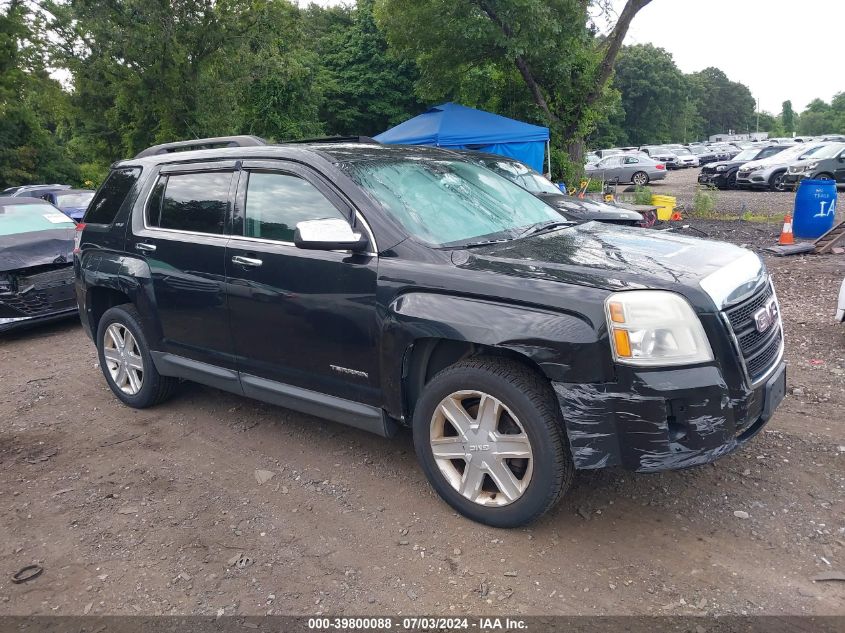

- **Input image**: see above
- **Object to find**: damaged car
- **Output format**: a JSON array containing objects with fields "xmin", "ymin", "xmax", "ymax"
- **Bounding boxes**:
[
  {"xmin": 1, "ymin": 197, "xmax": 78, "ymax": 333},
  {"xmin": 76, "ymin": 137, "xmax": 787, "ymax": 528},
  {"xmin": 451, "ymin": 151, "xmax": 645, "ymax": 226}
]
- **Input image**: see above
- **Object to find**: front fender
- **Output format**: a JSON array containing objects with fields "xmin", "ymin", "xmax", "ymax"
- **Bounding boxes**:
[{"xmin": 380, "ymin": 292, "xmax": 613, "ymax": 417}]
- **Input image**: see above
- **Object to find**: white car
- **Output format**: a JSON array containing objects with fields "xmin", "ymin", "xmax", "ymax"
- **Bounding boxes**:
[
  {"xmin": 837, "ymin": 278, "xmax": 845, "ymax": 322},
  {"xmin": 735, "ymin": 143, "xmax": 828, "ymax": 191}
]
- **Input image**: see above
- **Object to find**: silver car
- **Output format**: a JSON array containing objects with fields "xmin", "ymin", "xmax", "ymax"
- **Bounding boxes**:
[
  {"xmin": 585, "ymin": 154, "xmax": 668, "ymax": 185},
  {"xmin": 736, "ymin": 143, "xmax": 829, "ymax": 191}
]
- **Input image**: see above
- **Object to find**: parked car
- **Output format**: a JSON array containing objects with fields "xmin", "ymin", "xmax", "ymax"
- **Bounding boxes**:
[
  {"xmin": 452, "ymin": 151, "xmax": 645, "ymax": 226},
  {"xmin": 76, "ymin": 136, "xmax": 786, "ymax": 527},
  {"xmin": 3, "ymin": 184, "xmax": 72, "ymax": 198},
  {"xmin": 39, "ymin": 188, "xmax": 95, "ymax": 221},
  {"xmin": 783, "ymin": 142, "xmax": 845, "ymax": 188},
  {"xmin": 838, "ymin": 278, "xmax": 845, "ymax": 323},
  {"xmin": 688, "ymin": 145, "xmax": 719, "ymax": 165},
  {"xmin": 639, "ymin": 146, "xmax": 678, "ymax": 169},
  {"xmin": 698, "ymin": 145, "xmax": 789, "ymax": 190},
  {"xmin": 668, "ymin": 147, "xmax": 700, "ymax": 168},
  {"xmin": 736, "ymin": 143, "xmax": 829, "ymax": 191},
  {"xmin": 0, "ymin": 197, "xmax": 78, "ymax": 333},
  {"xmin": 586, "ymin": 153, "xmax": 667, "ymax": 185}
]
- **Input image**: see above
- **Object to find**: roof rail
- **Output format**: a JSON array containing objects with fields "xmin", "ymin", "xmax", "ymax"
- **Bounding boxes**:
[
  {"xmin": 280, "ymin": 136, "xmax": 380, "ymax": 145},
  {"xmin": 134, "ymin": 135, "xmax": 268, "ymax": 159}
]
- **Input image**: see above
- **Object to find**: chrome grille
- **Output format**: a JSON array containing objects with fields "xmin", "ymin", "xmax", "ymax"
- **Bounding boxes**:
[{"xmin": 723, "ymin": 281, "xmax": 783, "ymax": 384}]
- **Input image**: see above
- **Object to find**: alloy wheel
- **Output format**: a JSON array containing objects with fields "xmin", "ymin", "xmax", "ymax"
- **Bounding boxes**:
[
  {"xmin": 103, "ymin": 323, "xmax": 144, "ymax": 395},
  {"xmin": 429, "ymin": 390, "xmax": 533, "ymax": 507}
]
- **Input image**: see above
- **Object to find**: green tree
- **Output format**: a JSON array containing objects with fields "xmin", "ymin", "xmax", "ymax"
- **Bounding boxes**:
[
  {"xmin": 306, "ymin": 0, "xmax": 425, "ymax": 136},
  {"xmin": 797, "ymin": 98, "xmax": 833, "ymax": 135},
  {"xmin": 0, "ymin": 1, "xmax": 78, "ymax": 189},
  {"xmin": 688, "ymin": 67, "xmax": 755, "ymax": 137},
  {"xmin": 374, "ymin": 0, "xmax": 654, "ymax": 178},
  {"xmin": 612, "ymin": 44, "xmax": 687, "ymax": 146},
  {"xmin": 781, "ymin": 100, "xmax": 795, "ymax": 136}
]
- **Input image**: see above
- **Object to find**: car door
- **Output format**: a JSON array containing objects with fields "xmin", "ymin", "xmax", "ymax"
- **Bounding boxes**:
[
  {"xmin": 621, "ymin": 156, "xmax": 642, "ymax": 180},
  {"xmin": 126, "ymin": 162, "xmax": 238, "ymax": 371},
  {"xmin": 596, "ymin": 156, "xmax": 623, "ymax": 181},
  {"xmin": 225, "ymin": 160, "xmax": 380, "ymax": 407}
]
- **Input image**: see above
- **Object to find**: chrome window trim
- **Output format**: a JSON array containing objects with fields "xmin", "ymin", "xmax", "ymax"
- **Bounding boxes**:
[
  {"xmin": 136, "ymin": 164, "xmax": 379, "ymax": 255},
  {"xmin": 139, "ymin": 170, "xmax": 233, "ymax": 238}
]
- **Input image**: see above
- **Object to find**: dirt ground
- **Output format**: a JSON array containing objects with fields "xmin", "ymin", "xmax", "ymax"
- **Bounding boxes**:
[{"xmin": 1, "ymin": 212, "xmax": 844, "ymax": 617}]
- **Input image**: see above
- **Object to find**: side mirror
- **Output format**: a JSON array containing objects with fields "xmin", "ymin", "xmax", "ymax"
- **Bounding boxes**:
[{"xmin": 294, "ymin": 218, "xmax": 368, "ymax": 252}]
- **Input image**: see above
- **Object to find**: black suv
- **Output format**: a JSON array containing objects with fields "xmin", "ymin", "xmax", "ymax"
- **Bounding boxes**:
[{"xmin": 75, "ymin": 136, "xmax": 787, "ymax": 527}]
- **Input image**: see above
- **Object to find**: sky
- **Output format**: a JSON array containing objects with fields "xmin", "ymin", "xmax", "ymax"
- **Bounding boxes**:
[{"xmin": 299, "ymin": 0, "xmax": 844, "ymax": 114}]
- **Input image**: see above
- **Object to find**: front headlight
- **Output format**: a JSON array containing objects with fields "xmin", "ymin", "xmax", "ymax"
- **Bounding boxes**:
[
  {"xmin": 605, "ymin": 291, "xmax": 714, "ymax": 366},
  {"xmin": 715, "ymin": 165, "xmax": 726, "ymax": 172}
]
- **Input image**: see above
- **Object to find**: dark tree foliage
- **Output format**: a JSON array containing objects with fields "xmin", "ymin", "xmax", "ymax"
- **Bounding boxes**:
[{"xmin": 2, "ymin": 0, "xmax": 843, "ymax": 189}]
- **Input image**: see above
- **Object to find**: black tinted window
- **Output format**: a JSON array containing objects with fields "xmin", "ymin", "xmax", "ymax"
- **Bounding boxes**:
[
  {"xmin": 159, "ymin": 172, "xmax": 232, "ymax": 234},
  {"xmin": 244, "ymin": 172, "xmax": 346, "ymax": 242},
  {"xmin": 85, "ymin": 167, "xmax": 142, "ymax": 224}
]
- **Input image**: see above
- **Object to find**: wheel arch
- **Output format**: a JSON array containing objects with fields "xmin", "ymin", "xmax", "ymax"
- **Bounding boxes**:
[
  {"xmin": 78, "ymin": 252, "xmax": 161, "ymax": 345},
  {"xmin": 381, "ymin": 292, "xmax": 611, "ymax": 422}
]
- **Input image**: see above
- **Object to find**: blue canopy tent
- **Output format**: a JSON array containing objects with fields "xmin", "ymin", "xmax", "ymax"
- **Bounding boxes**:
[{"xmin": 374, "ymin": 102, "xmax": 551, "ymax": 174}]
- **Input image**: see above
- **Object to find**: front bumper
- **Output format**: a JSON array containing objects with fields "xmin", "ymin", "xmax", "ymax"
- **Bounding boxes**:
[
  {"xmin": 783, "ymin": 173, "xmax": 807, "ymax": 188},
  {"xmin": 553, "ymin": 361, "xmax": 786, "ymax": 473},
  {"xmin": 698, "ymin": 172, "xmax": 728, "ymax": 188},
  {"xmin": 0, "ymin": 265, "xmax": 78, "ymax": 333}
]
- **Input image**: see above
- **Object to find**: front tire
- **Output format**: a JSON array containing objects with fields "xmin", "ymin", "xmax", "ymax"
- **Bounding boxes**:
[
  {"xmin": 769, "ymin": 170, "xmax": 787, "ymax": 192},
  {"xmin": 96, "ymin": 304, "xmax": 177, "ymax": 408},
  {"xmin": 632, "ymin": 171, "xmax": 649, "ymax": 186},
  {"xmin": 412, "ymin": 358, "xmax": 573, "ymax": 528}
]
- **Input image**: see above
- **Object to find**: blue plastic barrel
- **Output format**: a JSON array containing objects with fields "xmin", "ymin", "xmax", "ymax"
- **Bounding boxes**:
[{"xmin": 793, "ymin": 178, "xmax": 837, "ymax": 239}]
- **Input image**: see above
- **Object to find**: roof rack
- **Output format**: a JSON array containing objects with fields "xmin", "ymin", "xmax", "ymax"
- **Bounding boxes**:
[
  {"xmin": 280, "ymin": 136, "xmax": 380, "ymax": 145},
  {"xmin": 134, "ymin": 135, "xmax": 268, "ymax": 159}
]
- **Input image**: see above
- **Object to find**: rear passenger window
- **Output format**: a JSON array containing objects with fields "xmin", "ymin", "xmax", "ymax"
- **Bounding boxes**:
[
  {"xmin": 244, "ymin": 172, "xmax": 347, "ymax": 242},
  {"xmin": 85, "ymin": 167, "xmax": 142, "ymax": 224},
  {"xmin": 158, "ymin": 172, "xmax": 232, "ymax": 234}
]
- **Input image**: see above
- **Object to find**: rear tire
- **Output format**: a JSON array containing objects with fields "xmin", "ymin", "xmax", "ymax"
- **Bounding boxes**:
[
  {"xmin": 96, "ymin": 304, "xmax": 177, "ymax": 409},
  {"xmin": 412, "ymin": 357, "xmax": 574, "ymax": 528},
  {"xmin": 632, "ymin": 171, "xmax": 649, "ymax": 186}
]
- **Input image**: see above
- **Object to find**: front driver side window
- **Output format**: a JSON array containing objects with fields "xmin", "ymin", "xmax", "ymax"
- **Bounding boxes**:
[{"xmin": 244, "ymin": 172, "xmax": 348, "ymax": 242}]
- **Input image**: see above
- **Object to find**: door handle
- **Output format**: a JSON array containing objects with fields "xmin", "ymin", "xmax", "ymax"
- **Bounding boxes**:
[
  {"xmin": 231, "ymin": 255, "xmax": 263, "ymax": 268},
  {"xmin": 135, "ymin": 243, "xmax": 156, "ymax": 253}
]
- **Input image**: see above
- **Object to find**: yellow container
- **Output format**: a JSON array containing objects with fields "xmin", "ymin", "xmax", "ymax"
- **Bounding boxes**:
[{"xmin": 651, "ymin": 194, "xmax": 677, "ymax": 221}]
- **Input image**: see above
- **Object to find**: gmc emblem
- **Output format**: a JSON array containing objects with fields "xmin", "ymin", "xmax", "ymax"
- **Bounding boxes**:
[{"xmin": 753, "ymin": 298, "xmax": 779, "ymax": 333}]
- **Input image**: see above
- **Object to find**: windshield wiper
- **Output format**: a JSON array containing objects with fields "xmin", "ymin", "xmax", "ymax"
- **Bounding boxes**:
[{"xmin": 518, "ymin": 220, "xmax": 574, "ymax": 239}]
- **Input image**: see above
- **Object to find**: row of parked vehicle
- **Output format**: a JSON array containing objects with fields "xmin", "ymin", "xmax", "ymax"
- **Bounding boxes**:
[
  {"xmin": 585, "ymin": 135, "xmax": 845, "ymax": 188},
  {"xmin": 0, "ymin": 184, "xmax": 95, "ymax": 221}
]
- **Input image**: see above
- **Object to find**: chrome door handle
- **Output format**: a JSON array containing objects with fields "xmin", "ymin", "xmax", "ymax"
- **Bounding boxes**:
[
  {"xmin": 231, "ymin": 255, "xmax": 263, "ymax": 267},
  {"xmin": 135, "ymin": 243, "xmax": 156, "ymax": 253}
]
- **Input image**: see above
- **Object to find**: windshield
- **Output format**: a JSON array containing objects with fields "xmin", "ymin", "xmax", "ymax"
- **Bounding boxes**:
[
  {"xmin": 0, "ymin": 202, "xmax": 75, "ymax": 236},
  {"xmin": 482, "ymin": 159, "xmax": 561, "ymax": 195},
  {"xmin": 803, "ymin": 143, "xmax": 845, "ymax": 160},
  {"xmin": 674, "ymin": 148, "xmax": 692, "ymax": 156},
  {"xmin": 55, "ymin": 192, "xmax": 94, "ymax": 208},
  {"xmin": 688, "ymin": 146, "xmax": 705, "ymax": 154},
  {"xmin": 733, "ymin": 149, "xmax": 759, "ymax": 161},
  {"xmin": 343, "ymin": 159, "xmax": 560, "ymax": 247}
]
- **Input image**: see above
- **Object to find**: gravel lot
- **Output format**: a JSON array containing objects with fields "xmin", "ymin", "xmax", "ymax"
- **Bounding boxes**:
[
  {"xmin": 1, "ymin": 224, "xmax": 843, "ymax": 618},
  {"xmin": 639, "ymin": 166, "xmax": 833, "ymax": 219}
]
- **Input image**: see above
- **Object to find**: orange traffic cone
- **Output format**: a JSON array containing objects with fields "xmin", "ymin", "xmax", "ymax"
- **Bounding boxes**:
[{"xmin": 779, "ymin": 214, "xmax": 794, "ymax": 245}]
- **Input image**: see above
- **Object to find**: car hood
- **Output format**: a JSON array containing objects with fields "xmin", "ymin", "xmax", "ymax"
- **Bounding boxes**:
[
  {"xmin": 535, "ymin": 194, "xmax": 643, "ymax": 222},
  {"xmin": 707, "ymin": 159, "xmax": 744, "ymax": 170},
  {"xmin": 0, "ymin": 228, "xmax": 75, "ymax": 272},
  {"xmin": 457, "ymin": 222, "xmax": 753, "ymax": 298}
]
